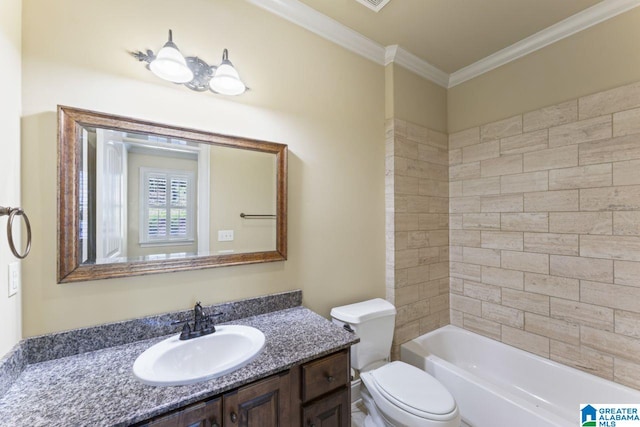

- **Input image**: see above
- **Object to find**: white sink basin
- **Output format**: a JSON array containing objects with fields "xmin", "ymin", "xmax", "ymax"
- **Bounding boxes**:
[{"xmin": 133, "ymin": 325, "xmax": 265, "ymax": 386}]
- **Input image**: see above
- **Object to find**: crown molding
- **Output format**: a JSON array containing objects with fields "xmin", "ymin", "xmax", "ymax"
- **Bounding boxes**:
[
  {"xmin": 385, "ymin": 45, "xmax": 449, "ymax": 87},
  {"xmin": 449, "ymin": 0, "xmax": 640, "ymax": 87},
  {"xmin": 246, "ymin": 0, "xmax": 640, "ymax": 89},
  {"xmin": 245, "ymin": 0, "xmax": 386, "ymax": 65}
]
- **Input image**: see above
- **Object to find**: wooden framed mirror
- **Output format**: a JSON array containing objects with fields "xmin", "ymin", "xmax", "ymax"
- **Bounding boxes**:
[{"xmin": 57, "ymin": 106, "xmax": 287, "ymax": 283}]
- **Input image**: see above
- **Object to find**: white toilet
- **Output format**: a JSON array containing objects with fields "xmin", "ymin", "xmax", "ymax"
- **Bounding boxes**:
[{"xmin": 331, "ymin": 298, "xmax": 460, "ymax": 427}]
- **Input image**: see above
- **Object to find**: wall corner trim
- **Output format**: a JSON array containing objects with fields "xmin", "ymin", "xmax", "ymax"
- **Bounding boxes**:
[{"xmin": 385, "ymin": 45, "xmax": 449, "ymax": 88}]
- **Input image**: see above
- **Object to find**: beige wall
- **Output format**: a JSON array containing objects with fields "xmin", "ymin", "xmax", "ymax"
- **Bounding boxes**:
[
  {"xmin": 20, "ymin": 0, "xmax": 385, "ymax": 336},
  {"xmin": 386, "ymin": 64, "xmax": 448, "ymax": 133},
  {"xmin": 449, "ymin": 81, "xmax": 640, "ymax": 389},
  {"xmin": 0, "ymin": 0, "xmax": 22, "ymax": 356},
  {"xmin": 448, "ymin": 7, "xmax": 640, "ymax": 133}
]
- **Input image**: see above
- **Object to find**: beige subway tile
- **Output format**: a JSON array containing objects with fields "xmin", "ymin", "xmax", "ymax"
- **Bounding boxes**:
[
  {"xmin": 394, "ymin": 231, "xmax": 408, "ymax": 251},
  {"xmin": 407, "ymin": 231, "xmax": 426, "ymax": 249},
  {"xmin": 524, "ymin": 233, "xmax": 579, "ymax": 256},
  {"xmin": 396, "ymin": 299, "xmax": 430, "ymax": 326},
  {"xmin": 463, "ymin": 247, "xmax": 501, "ymax": 267},
  {"xmin": 550, "ymin": 255, "xmax": 613, "ymax": 282},
  {"xmin": 580, "ymin": 134, "xmax": 640, "ymax": 165},
  {"xmin": 428, "ymin": 197, "xmax": 449, "ymax": 214},
  {"xmin": 428, "ymin": 129, "xmax": 448, "ymax": 150},
  {"xmin": 524, "ymin": 273, "xmax": 579, "ymax": 300},
  {"xmin": 450, "ymin": 214, "xmax": 463, "ymax": 230},
  {"xmin": 428, "ymin": 230, "xmax": 449, "ymax": 247},
  {"xmin": 524, "ymin": 100, "xmax": 577, "ymax": 132},
  {"xmin": 419, "ymin": 145, "xmax": 448, "ymax": 167},
  {"xmin": 463, "ymin": 213, "xmax": 501, "ymax": 230},
  {"xmin": 548, "ymin": 115, "xmax": 612, "ymax": 148},
  {"xmin": 395, "ymin": 175, "xmax": 419, "ymax": 195},
  {"xmin": 480, "ymin": 154, "xmax": 523, "ymax": 177},
  {"xmin": 524, "ymin": 190, "xmax": 579, "ymax": 212},
  {"xmin": 580, "ymin": 185, "xmax": 640, "ymax": 211},
  {"xmin": 501, "ymin": 171, "xmax": 548, "ymax": 194},
  {"xmin": 439, "ymin": 246, "xmax": 449, "ymax": 263},
  {"xmin": 420, "ymin": 161, "xmax": 448, "ymax": 182},
  {"xmin": 579, "ymin": 81, "xmax": 640, "ymax": 120},
  {"xmin": 502, "ymin": 325, "xmax": 549, "ymax": 358},
  {"xmin": 394, "ymin": 284, "xmax": 420, "ymax": 307},
  {"xmin": 582, "ymin": 280, "xmax": 640, "ymax": 313},
  {"xmin": 523, "ymin": 145, "xmax": 578, "ymax": 172},
  {"xmin": 500, "ymin": 129, "xmax": 548, "ymax": 155},
  {"xmin": 421, "ymin": 179, "xmax": 449, "ymax": 197},
  {"xmin": 482, "ymin": 301, "xmax": 524, "ymax": 328},
  {"xmin": 463, "ymin": 140, "xmax": 500, "ymax": 164},
  {"xmin": 394, "ymin": 269, "xmax": 409, "ymax": 288},
  {"xmin": 406, "ymin": 195, "xmax": 430, "ymax": 213},
  {"xmin": 481, "ymin": 115, "xmax": 522, "ymax": 142},
  {"xmin": 502, "ymin": 288, "xmax": 550, "ymax": 315},
  {"xmin": 615, "ymin": 310, "xmax": 640, "ymax": 339},
  {"xmin": 463, "ymin": 313, "xmax": 502, "ymax": 341},
  {"xmin": 614, "ymin": 260, "xmax": 640, "ymax": 287},
  {"xmin": 450, "ymin": 230, "xmax": 481, "ymax": 247},
  {"xmin": 614, "ymin": 358, "xmax": 640, "ymax": 390},
  {"xmin": 502, "ymin": 250, "xmax": 549, "ymax": 274},
  {"xmin": 420, "ymin": 278, "xmax": 440, "ymax": 299},
  {"xmin": 581, "ymin": 235, "xmax": 640, "ymax": 261},
  {"xmin": 613, "ymin": 159, "xmax": 640, "ymax": 186},
  {"xmin": 464, "ymin": 281, "xmax": 501, "ymax": 303},
  {"xmin": 430, "ymin": 293, "xmax": 450, "ymax": 313},
  {"xmin": 450, "ymin": 293, "xmax": 482, "ymax": 316},
  {"xmin": 450, "ymin": 127, "xmax": 480, "ymax": 150},
  {"xmin": 429, "ymin": 262, "xmax": 449, "ymax": 280},
  {"xmin": 449, "ymin": 148, "xmax": 462, "ymax": 166},
  {"xmin": 393, "ymin": 320, "xmax": 421, "ymax": 347},
  {"xmin": 450, "ymin": 197, "xmax": 481, "ymax": 214},
  {"xmin": 549, "ymin": 164, "xmax": 612, "ymax": 190},
  {"xmin": 525, "ymin": 312, "xmax": 579, "ymax": 345},
  {"xmin": 550, "ymin": 340, "xmax": 613, "ymax": 380},
  {"xmin": 450, "ymin": 277, "xmax": 464, "ymax": 294},
  {"xmin": 406, "ymin": 121, "xmax": 428, "ymax": 143},
  {"xmin": 550, "ymin": 297, "xmax": 614, "ymax": 331},
  {"xmin": 481, "ymin": 231, "xmax": 524, "ymax": 251},
  {"xmin": 395, "ymin": 249, "xmax": 420, "ymax": 269},
  {"xmin": 450, "ymin": 309, "xmax": 464, "ymax": 327},
  {"xmin": 549, "ymin": 212, "xmax": 612, "ymax": 235},
  {"xmin": 419, "ymin": 247, "xmax": 441, "ymax": 265},
  {"xmin": 418, "ymin": 213, "xmax": 448, "ymax": 231},
  {"xmin": 406, "ymin": 265, "xmax": 430, "ymax": 285},
  {"xmin": 581, "ymin": 326, "xmax": 640, "ymax": 364},
  {"xmin": 394, "ymin": 213, "xmax": 419, "ymax": 232},
  {"xmin": 450, "ymin": 262, "xmax": 482, "ymax": 282},
  {"xmin": 482, "ymin": 266, "xmax": 524, "ymax": 290},
  {"xmin": 463, "ymin": 176, "xmax": 501, "ymax": 197},
  {"xmin": 450, "ymin": 162, "xmax": 481, "ymax": 181},
  {"xmin": 614, "ymin": 107, "xmax": 640, "ymax": 137},
  {"xmin": 501, "ymin": 213, "xmax": 548, "ymax": 232},
  {"xmin": 481, "ymin": 194, "xmax": 523, "ymax": 213}
]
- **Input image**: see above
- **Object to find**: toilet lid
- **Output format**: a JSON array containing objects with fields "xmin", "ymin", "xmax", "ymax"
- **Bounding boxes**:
[{"xmin": 370, "ymin": 361, "xmax": 456, "ymax": 417}]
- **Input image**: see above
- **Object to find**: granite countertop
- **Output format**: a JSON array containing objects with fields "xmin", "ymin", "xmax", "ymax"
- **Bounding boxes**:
[{"xmin": 0, "ymin": 303, "xmax": 358, "ymax": 426}]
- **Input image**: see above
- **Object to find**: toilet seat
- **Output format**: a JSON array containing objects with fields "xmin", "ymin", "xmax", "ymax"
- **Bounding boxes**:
[{"xmin": 368, "ymin": 361, "xmax": 457, "ymax": 421}]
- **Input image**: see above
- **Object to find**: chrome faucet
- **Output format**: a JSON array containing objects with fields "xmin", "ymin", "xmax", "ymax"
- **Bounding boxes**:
[{"xmin": 177, "ymin": 302, "xmax": 222, "ymax": 340}]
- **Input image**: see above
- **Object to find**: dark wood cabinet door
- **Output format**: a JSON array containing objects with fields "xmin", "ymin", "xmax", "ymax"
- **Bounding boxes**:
[
  {"xmin": 144, "ymin": 397, "xmax": 222, "ymax": 427},
  {"xmin": 302, "ymin": 387, "xmax": 349, "ymax": 427},
  {"xmin": 223, "ymin": 371, "xmax": 291, "ymax": 427}
]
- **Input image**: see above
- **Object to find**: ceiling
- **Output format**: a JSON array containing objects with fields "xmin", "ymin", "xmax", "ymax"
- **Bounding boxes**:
[{"xmin": 297, "ymin": 0, "xmax": 604, "ymax": 73}]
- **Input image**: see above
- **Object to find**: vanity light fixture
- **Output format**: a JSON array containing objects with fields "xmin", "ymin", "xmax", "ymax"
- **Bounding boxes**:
[{"xmin": 131, "ymin": 30, "xmax": 247, "ymax": 96}]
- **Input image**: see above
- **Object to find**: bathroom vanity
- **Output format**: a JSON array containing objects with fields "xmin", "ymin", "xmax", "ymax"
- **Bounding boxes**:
[{"xmin": 0, "ymin": 291, "xmax": 357, "ymax": 426}]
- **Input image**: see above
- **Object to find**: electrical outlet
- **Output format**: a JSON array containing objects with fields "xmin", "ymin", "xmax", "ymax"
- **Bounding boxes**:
[
  {"xmin": 8, "ymin": 262, "xmax": 20, "ymax": 297},
  {"xmin": 218, "ymin": 230, "xmax": 234, "ymax": 242}
]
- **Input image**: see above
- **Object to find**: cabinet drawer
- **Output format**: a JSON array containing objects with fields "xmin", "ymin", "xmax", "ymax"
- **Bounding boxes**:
[
  {"xmin": 144, "ymin": 397, "xmax": 221, "ymax": 427},
  {"xmin": 302, "ymin": 387, "xmax": 349, "ymax": 427},
  {"xmin": 301, "ymin": 350, "xmax": 349, "ymax": 402}
]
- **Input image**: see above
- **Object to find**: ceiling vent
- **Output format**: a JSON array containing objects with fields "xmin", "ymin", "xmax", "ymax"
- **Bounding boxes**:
[{"xmin": 355, "ymin": 0, "xmax": 392, "ymax": 12}]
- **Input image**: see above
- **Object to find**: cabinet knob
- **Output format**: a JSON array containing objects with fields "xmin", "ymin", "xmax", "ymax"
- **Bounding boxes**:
[
  {"xmin": 230, "ymin": 411, "xmax": 238, "ymax": 423},
  {"xmin": 326, "ymin": 375, "xmax": 335, "ymax": 383}
]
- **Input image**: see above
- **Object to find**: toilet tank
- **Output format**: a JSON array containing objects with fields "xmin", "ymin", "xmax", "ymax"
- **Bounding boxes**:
[{"xmin": 330, "ymin": 298, "xmax": 396, "ymax": 371}]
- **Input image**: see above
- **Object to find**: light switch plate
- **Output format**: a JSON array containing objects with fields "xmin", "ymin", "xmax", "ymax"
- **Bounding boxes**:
[{"xmin": 8, "ymin": 262, "xmax": 20, "ymax": 297}]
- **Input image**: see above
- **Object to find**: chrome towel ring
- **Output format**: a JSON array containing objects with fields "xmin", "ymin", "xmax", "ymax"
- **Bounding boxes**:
[{"xmin": 0, "ymin": 206, "xmax": 32, "ymax": 259}]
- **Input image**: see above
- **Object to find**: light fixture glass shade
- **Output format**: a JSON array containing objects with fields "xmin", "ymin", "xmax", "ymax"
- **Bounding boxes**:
[
  {"xmin": 149, "ymin": 31, "xmax": 194, "ymax": 84},
  {"xmin": 209, "ymin": 50, "xmax": 246, "ymax": 96}
]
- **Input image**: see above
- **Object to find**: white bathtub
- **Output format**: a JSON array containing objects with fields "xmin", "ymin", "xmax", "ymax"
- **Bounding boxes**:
[{"xmin": 400, "ymin": 325, "xmax": 640, "ymax": 427}]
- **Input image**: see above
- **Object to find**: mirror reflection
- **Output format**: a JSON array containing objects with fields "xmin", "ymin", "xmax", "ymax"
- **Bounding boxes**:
[{"xmin": 58, "ymin": 106, "xmax": 287, "ymax": 283}]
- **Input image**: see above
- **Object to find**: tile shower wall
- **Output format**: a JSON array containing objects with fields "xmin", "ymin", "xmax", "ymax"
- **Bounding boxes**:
[
  {"xmin": 448, "ymin": 81, "xmax": 640, "ymax": 389},
  {"xmin": 386, "ymin": 119, "xmax": 449, "ymax": 359}
]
